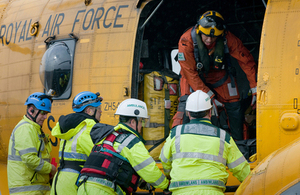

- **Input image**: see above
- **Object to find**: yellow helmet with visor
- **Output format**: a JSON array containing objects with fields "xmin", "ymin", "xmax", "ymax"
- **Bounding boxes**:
[{"xmin": 197, "ymin": 11, "xmax": 225, "ymax": 37}]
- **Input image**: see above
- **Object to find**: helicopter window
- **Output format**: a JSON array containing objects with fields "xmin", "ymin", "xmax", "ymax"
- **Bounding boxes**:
[{"xmin": 39, "ymin": 39, "xmax": 77, "ymax": 99}]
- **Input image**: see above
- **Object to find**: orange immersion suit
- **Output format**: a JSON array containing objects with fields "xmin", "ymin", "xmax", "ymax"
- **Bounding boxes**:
[{"xmin": 173, "ymin": 27, "xmax": 257, "ymax": 140}]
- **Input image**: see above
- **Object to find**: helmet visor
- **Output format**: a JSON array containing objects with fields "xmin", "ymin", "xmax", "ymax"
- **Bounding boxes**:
[{"xmin": 198, "ymin": 16, "xmax": 224, "ymax": 31}]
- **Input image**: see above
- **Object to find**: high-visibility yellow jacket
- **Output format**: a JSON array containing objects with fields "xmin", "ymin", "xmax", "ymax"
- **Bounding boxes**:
[
  {"xmin": 51, "ymin": 113, "xmax": 96, "ymax": 195},
  {"xmin": 160, "ymin": 118, "xmax": 250, "ymax": 193},
  {"xmin": 7, "ymin": 116, "xmax": 52, "ymax": 195},
  {"xmin": 77, "ymin": 123, "xmax": 169, "ymax": 195}
]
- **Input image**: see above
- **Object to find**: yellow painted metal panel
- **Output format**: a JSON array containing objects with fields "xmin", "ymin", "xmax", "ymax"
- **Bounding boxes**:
[
  {"xmin": 257, "ymin": 0, "xmax": 300, "ymax": 163},
  {"xmin": 0, "ymin": 163, "xmax": 8, "ymax": 195},
  {"xmin": 236, "ymin": 137, "xmax": 300, "ymax": 194},
  {"xmin": 236, "ymin": 0, "xmax": 300, "ymax": 193},
  {"xmin": 0, "ymin": 48, "xmax": 9, "ymax": 65},
  {"xmin": 0, "ymin": 0, "xmax": 141, "ymax": 161},
  {"xmin": 0, "ymin": 0, "xmax": 9, "ymax": 10},
  {"xmin": 0, "ymin": 0, "xmax": 271, "ymax": 194}
]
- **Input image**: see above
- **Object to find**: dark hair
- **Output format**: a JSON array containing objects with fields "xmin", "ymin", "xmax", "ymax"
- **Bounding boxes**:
[
  {"xmin": 119, "ymin": 116, "xmax": 136, "ymax": 123},
  {"xmin": 27, "ymin": 104, "xmax": 36, "ymax": 110},
  {"xmin": 189, "ymin": 110, "xmax": 210, "ymax": 118}
]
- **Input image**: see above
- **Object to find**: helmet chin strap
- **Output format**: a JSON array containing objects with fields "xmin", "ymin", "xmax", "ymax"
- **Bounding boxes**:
[
  {"xmin": 92, "ymin": 108, "xmax": 98, "ymax": 121},
  {"xmin": 27, "ymin": 109, "xmax": 41, "ymax": 123},
  {"xmin": 135, "ymin": 118, "xmax": 139, "ymax": 132}
]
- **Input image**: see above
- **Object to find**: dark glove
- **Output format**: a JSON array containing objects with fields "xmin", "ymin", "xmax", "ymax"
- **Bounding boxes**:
[
  {"xmin": 163, "ymin": 189, "xmax": 172, "ymax": 194},
  {"xmin": 163, "ymin": 180, "xmax": 172, "ymax": 194},
  {"xmin": 138, "ymin": 179, "xmax": 151, "ymax": 190}
]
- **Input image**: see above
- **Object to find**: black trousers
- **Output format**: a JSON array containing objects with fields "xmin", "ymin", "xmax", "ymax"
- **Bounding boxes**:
[
  {"xmin": 224, "ymin": 101, "xmax": 244, "ymax": 140},
  {"xmin": 182, "ymin": 100, "xmax": 244, "ymax": 140}
]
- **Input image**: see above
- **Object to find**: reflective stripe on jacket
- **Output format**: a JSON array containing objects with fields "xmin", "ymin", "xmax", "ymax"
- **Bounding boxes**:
[
  {"xmin": 81, "ymin": 123, "xmax": 169, "ymax": 194},
  {"xmin": 7, "ymin": 116, "xmax": 52, "ymax": 194},
  {"xmin": 160, "ymin": 118, "xmax": 250, "ymax": 192},
  {"xmin": 52, "ymin": 118, "xmax": 96, "ymax": 163}
]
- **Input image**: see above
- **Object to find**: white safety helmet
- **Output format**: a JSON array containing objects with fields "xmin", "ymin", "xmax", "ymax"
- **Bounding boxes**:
[
  {"xmin": 115, "ymin": 98, "xmax": 149, "ymax": 118},
  {"xmin": 186, "ymin": 90, "xmax": 212, "ymax": 112}
]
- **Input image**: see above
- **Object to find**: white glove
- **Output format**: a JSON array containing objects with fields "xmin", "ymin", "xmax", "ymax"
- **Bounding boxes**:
[
  {"xmin": 207, "ymin": 90, "xmax": 224, "ymax": 107},
  {"xmin": 211, "ymin": 98, "xmax": 224, "ymax": 117},
  {"xmin": 207, "ymin": 90, "xmax": 214, "ymax": 99},
  {"xmin": 212, "ymin": 98, "xmax": 224, "ymax": 107}
]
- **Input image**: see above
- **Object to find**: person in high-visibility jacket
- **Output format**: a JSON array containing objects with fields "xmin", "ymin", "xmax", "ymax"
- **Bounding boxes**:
[
  {"xmin": 160, "ymin": 90, "xmax": 250, "ymax": 195},
  {"xmin": 173, "ymin": 10, "xmax": 257, "ymax": 140},
  {"xmin": 7, "ymin": 92, "xmax": 56, "ymax": 195},
  {"xmin": 77, "ymin": 98, "xmax": 170, "ymax": 195},
  {"xmin": 50, "ymin": 91, "xmax": 104, "ymax": 195}
]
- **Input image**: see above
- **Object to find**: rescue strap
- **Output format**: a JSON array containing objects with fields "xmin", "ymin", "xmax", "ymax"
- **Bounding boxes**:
[
  {"xmin": 191, "ymin": 26, "xmax": 203, "ymax": 72},
  {"xmin": 148, "ymin": 138, "xmax": 166, "ymax": 153},
  {"xmin": 77, "ymin": 175, "xmax": 124, "ymax": 195},
  {"xmin": 191, "ymin": 27, "xmax": 235, "ymax": 89},
  {"xmin": 169, "ymin": 179, "xmax": 225, "ymax": 189},
  {"xmin": 80, "ymin": 130, "xmax": 139, "ymax": 194},
  {"xmin": 225, "ymin": 53, "xmax": 236, "ymax": 88},
  {"xmin": 148, "ymin": 123, "xmax": 164, "ymax": 128}
]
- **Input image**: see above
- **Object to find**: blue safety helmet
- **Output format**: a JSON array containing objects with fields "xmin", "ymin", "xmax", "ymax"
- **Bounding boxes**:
[
  {"xmin": 24, "ymin": 92, "xmax": 52, "ymax": 113},
  {"xmin": 72, "ymin": 91, "xmax": 102, "ymax": 112}
]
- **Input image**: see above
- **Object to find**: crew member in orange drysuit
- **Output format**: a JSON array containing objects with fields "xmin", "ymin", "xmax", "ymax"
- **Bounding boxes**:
[{"xmin": 173, "ymin": 10, "xmax": 257, "ymax": 140}]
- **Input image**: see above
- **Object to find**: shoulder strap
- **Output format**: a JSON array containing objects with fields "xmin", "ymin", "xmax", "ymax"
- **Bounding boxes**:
[
  {"xmin": 223, "ymin": 36, "xmax": 236, "ymax": 88},
  {"xmin": 192, "ymin": 29, "xmax": 235, "ymax": 88},
  {"xmin": 192, "ymin": 26, "xmax": 212, "ymax": 73},
  {"xmin": 92, "ymin": 130, "xmax": 129, "ymax": 163},
  {"xmin": 102, "ymin": 131, "xmax": 120, "ymax": 152},
  {"xmin": 191, "ymin": 26, "xmax": 202, "ymax": 68},
  {"xmin": 223, "ymin": 36, "xmax": 229, "ymax": 54}
]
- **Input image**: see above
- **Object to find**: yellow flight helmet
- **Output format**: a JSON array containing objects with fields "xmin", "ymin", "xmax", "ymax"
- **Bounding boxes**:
[{"xmin": 197, "ymin": 11, "xmax": 225, "ymax": 37}]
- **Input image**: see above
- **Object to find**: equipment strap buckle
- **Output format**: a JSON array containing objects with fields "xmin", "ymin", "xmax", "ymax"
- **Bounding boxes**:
[
  {"xmin": 164, "ymin": 99, "xmax": 171, "ymax": 109},
  {"xmin": 76, "ymin": 175, "xmax": 88, "ymax": 187},
  {"xmin": 196, "ymin": 62, "xmax": 204, "ymax": 71}
]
